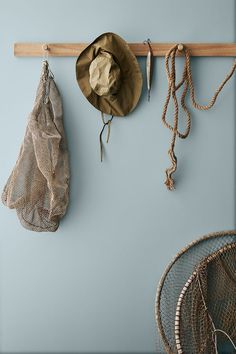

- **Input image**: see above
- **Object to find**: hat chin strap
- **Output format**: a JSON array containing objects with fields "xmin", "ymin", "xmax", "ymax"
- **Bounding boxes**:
[{"xmin": 99, "ymin": 112, "xmax": 114, "ymax": 162}]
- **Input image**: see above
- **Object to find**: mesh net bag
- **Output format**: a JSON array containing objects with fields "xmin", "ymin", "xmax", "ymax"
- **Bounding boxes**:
[
  {"xmin": 155, "ymin": 230, "xmax": 236, "ymax": 353},
  {"xmin": 175, "ymin": 242, "xmax": 236, "ymax": 354},
  {"xmin": 2, "ymin": 61, "xmax": 70, "ymax": 232}
]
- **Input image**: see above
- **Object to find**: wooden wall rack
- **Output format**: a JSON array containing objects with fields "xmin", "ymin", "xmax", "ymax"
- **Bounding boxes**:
[{"xmin": 14, "ymin": 43, "xmax": 236, "ymax": 57}]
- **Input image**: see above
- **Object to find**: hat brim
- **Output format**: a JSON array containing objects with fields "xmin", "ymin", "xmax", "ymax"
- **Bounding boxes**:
[{"xmin": 76, "ymin": 32, "xmax": 143, "ymax": 117}]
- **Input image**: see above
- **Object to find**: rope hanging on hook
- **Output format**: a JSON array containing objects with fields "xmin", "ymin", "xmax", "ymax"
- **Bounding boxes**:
[{"xmin": 162, "ymin": 43, "xmax": 236, "ymax": 190}]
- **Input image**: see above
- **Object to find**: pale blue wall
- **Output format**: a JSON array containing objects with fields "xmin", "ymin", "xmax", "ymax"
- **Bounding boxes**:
[{"xmin": 0, "ymin": 0, "xmax": 235, "ymax": 353}]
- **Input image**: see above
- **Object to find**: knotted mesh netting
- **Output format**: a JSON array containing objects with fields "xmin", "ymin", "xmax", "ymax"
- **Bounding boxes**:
[
  {"xmin": 176, "ymin": 242, "xmax": 236, "ymax": 353},
  {"xmin": 155, "ymin": 230, "xmax": 236, "ymax": 354},
  {"xmin": 2, "ymin": 61, "xmax": 70, "ymax": 232}
]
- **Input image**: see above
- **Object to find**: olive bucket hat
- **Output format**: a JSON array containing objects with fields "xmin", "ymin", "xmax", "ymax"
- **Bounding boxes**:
[{"xmin": 76, "ymin": 32, "xmax": 143, "ymax": 161}]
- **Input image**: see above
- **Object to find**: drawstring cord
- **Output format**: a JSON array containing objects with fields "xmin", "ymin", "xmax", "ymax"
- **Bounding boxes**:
[
  {"xmin": 162, "ymin": 43, "xmax": 236, "ymax": 190},
  {"xmin": 99, "ymin": 112, "xmax": 114, "ymax": 162}
]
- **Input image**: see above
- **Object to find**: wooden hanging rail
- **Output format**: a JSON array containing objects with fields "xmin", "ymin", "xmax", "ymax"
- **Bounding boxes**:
[{"xmin": 14, "ymin": 43, "xmax": 236, "ymax": 57}]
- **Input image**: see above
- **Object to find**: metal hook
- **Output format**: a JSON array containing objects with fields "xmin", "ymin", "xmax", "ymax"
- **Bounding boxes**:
[
  {"xmin": 143, "ymin": 38, "xmax": 152, "ymax": 52},
  {"xmin": 143, "ymin": 38, "xmax": 151, "ymax": 44}
]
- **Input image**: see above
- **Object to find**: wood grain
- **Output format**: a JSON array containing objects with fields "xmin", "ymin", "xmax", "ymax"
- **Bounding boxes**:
[{"xmin": 14, "ymin": 42, "xmax": 236, "ymax": 57}]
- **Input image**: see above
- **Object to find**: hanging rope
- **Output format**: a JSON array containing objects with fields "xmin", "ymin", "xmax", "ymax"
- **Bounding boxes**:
[
  {"xmin": 162, "ymin": 43, "xmax": 236, "ymax": 190},
  {"xmin": 99, "ymin": 112, "xmax": 114, "ymax": 162}
]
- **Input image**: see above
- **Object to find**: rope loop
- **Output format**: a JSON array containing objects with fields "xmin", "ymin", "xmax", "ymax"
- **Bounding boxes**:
[{"xmin": 162, "ymin": 44, "xmax": 236, "ymax": 190}]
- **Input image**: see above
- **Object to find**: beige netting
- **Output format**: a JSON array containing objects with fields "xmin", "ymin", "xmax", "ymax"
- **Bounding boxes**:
[
  {"xmin": 2, "ymin": 61, "xmax": 70, "ymax": 232},
  {"xmin": 175, "ymin": 242, "xmax": 236, "ymax": 354},
  {"xmin": 156, "ymin": 230, "xmax": 236, "ymax": 354}
]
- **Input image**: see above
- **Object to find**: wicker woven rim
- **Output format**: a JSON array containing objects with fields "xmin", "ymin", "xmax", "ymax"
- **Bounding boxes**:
[
  {"xmin": 155, "ymin": 230, "xmax": 236, "ymax": 354},
  {"xmin": 174, "ymin": 241, "xmax": 236, "ymax": 354}
]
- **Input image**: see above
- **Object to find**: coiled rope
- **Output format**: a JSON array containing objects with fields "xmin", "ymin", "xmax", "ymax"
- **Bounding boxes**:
[{"xmin": 162, "ymin": 44, "xmax": 236, "ymax": 190}]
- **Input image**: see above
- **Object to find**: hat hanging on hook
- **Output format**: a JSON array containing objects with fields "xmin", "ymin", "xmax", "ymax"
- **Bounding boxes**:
[{"xmin": 76, "ymin": 32, "xmax": 143, "ymax": 162}]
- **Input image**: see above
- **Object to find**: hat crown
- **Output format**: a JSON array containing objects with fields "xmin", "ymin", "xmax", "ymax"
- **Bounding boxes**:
[{"xmin": 89, "ymin": 51, "xmax": 121, "ymax": 96}]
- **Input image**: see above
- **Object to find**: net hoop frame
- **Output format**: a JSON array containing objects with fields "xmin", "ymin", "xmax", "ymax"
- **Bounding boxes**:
[
  {"xmin": 155, "ymin": 230, "xmax": 236, "ymax": 353},
  {"xmin": 174, "ymin": 242, "xmax": 236, "ymax": 354}
]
